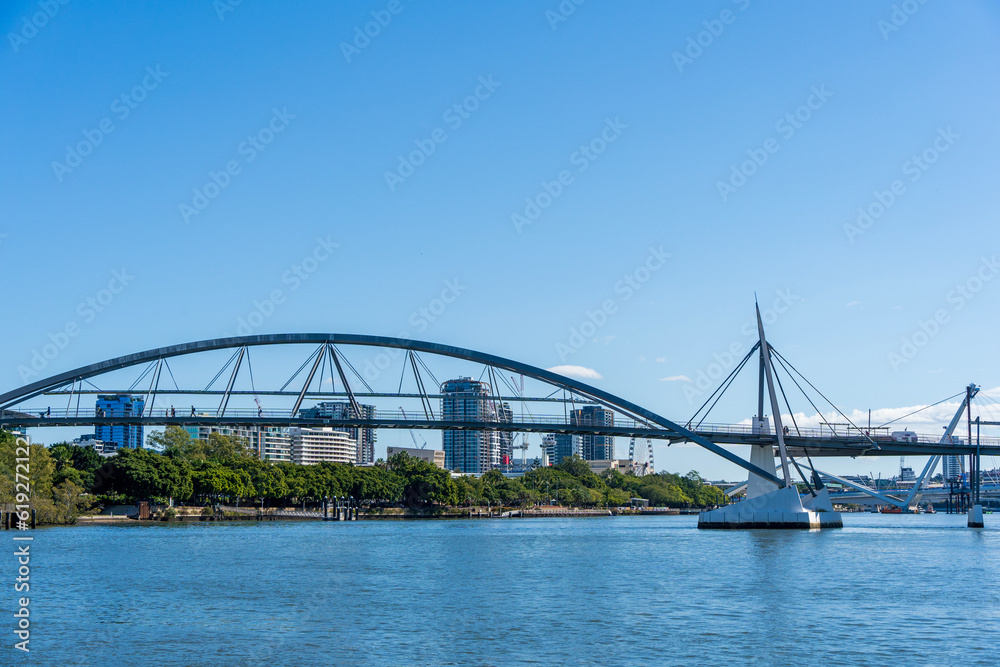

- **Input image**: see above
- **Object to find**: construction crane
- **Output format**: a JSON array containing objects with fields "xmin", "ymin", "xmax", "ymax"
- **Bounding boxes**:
[
  {"xmin": 398, "ymin": 406, "xmax": 427, "ymax": 449},
  {"xmin": 511, "ymin": 374, "xmax": 530, "ymax": 466}
]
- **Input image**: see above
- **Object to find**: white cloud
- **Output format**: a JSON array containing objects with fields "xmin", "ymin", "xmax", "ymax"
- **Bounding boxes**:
[
  {"xmin": 660, "ymin": 375, "xmax": 692, "ymax": 382},
  {"xmin": 751, "ymin": 401, "xmax": 971, "ymax": 437},
  {"xmin": 656, "ymin": 357, "xmax": 666, "ymax": 363},
  {"xmin": 846, "ymin": 300, "xmax": 861, "ymax": 308},
  {"xmin": 637, "ymin": 355, "xmax": 646, "ymax": 362},
  {"xmin": 546, "ymin": 365, "xmax": 603, "ymax": 380}
]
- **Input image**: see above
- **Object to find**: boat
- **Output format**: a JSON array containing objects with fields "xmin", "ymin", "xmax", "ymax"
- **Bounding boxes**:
[{"xmin": 880, "ymin": 506, "xmax": 902, "ymax": 514}]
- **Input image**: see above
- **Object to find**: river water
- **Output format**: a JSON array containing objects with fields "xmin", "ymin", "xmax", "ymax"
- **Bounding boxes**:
[{"xmin": 15, "ymin": 514, "xmax": 1000, "ymax": 666}]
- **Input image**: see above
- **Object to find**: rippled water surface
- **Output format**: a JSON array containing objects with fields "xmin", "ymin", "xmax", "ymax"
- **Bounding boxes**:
[{"xmin": 18, "ymin": 514, "xmax": 1000, "ymax": 666}]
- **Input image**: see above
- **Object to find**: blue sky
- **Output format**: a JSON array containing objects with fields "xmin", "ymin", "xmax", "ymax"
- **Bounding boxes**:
[{"xmin": 3, "ymin": 1, "xmax": 999, "ymax": 478}]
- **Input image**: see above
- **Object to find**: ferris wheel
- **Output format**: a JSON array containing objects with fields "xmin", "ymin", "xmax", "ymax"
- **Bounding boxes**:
[{"xmin": 628, "ymin": 436, "xmax": 655, "ymax": 476}]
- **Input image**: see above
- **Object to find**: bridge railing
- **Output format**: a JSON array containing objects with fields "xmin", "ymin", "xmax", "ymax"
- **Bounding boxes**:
[
  {"xmin": 4, "ymin": 406, "xmax": 665, "ymax": 432},
  {"xmin": 690, "ymin": 421, "xmax": 1000, "ymax": 447}
]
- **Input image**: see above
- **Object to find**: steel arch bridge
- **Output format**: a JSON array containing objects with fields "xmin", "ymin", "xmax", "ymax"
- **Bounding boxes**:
[{"xmin": 0, "ymin": 333, "xmax": 784, "ymax": 484}]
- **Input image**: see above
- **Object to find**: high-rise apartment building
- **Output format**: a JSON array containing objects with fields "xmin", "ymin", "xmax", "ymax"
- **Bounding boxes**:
[
  {"xmin": 942, "ymin": 452, "xmax": 964, "ymax": 482},
  {"xmin": 541, "ymin": 434, "xmax": 556, "ymax": 465},
  {"xmin": 299, "ymin": 401, "xmax": 377, "ymax": 464},
  {"xmin": 260, "ymin": 427, "xmax": 292, "ymax": 462},
  {"xmin": 440, "ymin": 377, "xmax": 499, "ymax": 473},
  {"xmin": 570, "ymin": 405, "xmax": 615, "ymax": 460},
  {"xmin": 95, "ymin": 394, "xmax": 145, "ymax": 450},
  {"xmin": 551, "ymin": 433, "xmax": 582, "ymax": 465},
  {"xmin": 289, "ymin": 427, "xmax": 358, "ymax": 465}
]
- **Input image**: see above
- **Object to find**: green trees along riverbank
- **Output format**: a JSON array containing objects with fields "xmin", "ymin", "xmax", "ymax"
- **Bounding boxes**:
[{"xmin": 0, "ymin": 427, "xmax": 727, "ymax": 523}]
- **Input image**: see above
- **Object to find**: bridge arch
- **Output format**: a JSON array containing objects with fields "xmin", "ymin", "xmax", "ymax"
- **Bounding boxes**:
[{"xmin": 0, "ymin": 333, "xmax": 782, "ymax": 484}]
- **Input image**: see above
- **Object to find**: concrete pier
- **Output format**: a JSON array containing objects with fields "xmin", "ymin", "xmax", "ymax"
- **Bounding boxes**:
[
  {"xmin": 968, "ymin": 504, "xmax": 984, "ymax": 528},
  {"xmin": 698, "ymin": 486, "xmax": 843, "ymax": 529}
]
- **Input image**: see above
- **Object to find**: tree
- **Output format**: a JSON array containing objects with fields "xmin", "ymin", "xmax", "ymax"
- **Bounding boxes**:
[
  {"xmin": 557, "ymin": 454, "xmax": 592, "ymax": 479},
  {"xmin": 50, "ymin": 480, "xmax": 93, "ymax": 523},
  {"xmin": 389, "ymin": 452, "xmax": 456, "ymax": 507},
  {"xmin": 351, "ymin": 466, "xmax": 402, "ymax": 504},
  {"xmin": 109, "ymin": 447, "xmax": 192, "ymax": 502},
  {"xmin": 606, "ymin": 488, "xmax": 630, "ymax": 507},
  {"xmin": 148, "ymin": 426, "xmax": 197, "ymax": 456}
]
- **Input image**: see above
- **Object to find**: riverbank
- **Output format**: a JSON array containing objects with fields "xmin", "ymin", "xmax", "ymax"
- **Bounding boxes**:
[{"xmin": 58, "ymin": 505, "xmax": 703, "ymax": 525}]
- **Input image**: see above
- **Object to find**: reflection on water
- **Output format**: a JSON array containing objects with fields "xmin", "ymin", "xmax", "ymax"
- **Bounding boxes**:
[{"xmin": 28, "ymin": 514, "xmax": 1000, "ymax": 666}]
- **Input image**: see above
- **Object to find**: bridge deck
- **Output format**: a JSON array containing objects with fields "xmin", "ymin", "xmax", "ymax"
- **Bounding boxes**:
[{"xmin": 4, "ymin": 409, "xmax": 998, "ymax": 457}]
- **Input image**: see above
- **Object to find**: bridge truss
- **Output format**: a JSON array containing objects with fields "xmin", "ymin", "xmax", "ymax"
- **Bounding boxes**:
[{"xmin": 0, "ymin": 334, "xmax": 784, "ymax": 483}]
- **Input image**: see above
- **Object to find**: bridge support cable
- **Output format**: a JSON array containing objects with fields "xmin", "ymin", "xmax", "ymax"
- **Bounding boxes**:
[
  {"xmin": 290, "ymin": 345, "xmax": 325, "ymax": 417},
  {"xmin": 686, "ymin": 342, "xmax": 759, "ymax": 429},
  {"xmin": 245, "ymin": 348, "xmax": 264, "ymax": 416},
  {"xmin": 316, "ymin": 346, "xmax": 330, "ymax": 395},
  {"xmin": 279, "ymin": 346, "xmax": 322, "ymax": 393},
  {"xmin": 329, "ymin": 344, "xmax": 362, "ymax": 421},
  {"xmin": 407, "ymin": 351, "xmax": 435, "ymax": 421},
  {"xmin": 203, "ymin": 347, "xmax": 244, "ymax": 392},
  {"xmin": 64, "ymin": 378, "xmax": 77, "ymax": 417},
  {"xmin": 142, "ymin": 358, "xmax": 165, "ymax": 417},
  {"xmin": 413, "ymin": 353, "xmax": 441, "ymax": 391},
  {"xmin": 128, "ymin": 360, "xmax": 159, "ymax": 393},
  {"xmin": 769, "ymin": 345, "xmax": 874, "ymax": 445},
  {"xmin": 487, "ymin": 366, "xmax": 501, "ymax": 419},
  {"xmin": 771, "ymin": 360, "xmax": 802, "ymax": 437},
  {"xmin": 768, "ymin": 348, "xmax": 854, "ymax": 443},
  {"xmin": 217, "ymin": 346, "xmax": 247, "ymax": 418},
  {"xmin": 874, "ymin": 391, "xmax": 964, "ymax": 430},
  {"xmin": 163, "ymin": 358, "xmax": 180, "ymax": 392},
  {"xmin": 332, "ymin": 345, "xmax": 375, "ymax": 394}
]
